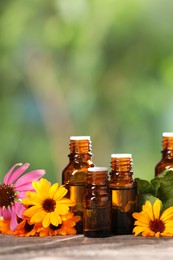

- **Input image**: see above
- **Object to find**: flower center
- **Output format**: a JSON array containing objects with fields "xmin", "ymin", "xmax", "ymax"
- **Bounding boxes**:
[
  {"xmin": 25, "ymin": 221, "xmax": 34, "ymax": 233},
  {"xmin": 0, "ymin": 184, "xmax": 16, "ymax": 208},
  {"xmin": 150, "ymin": 219, "xmax": 165, "ymax": 233},
  {"xmin": 42, "ymin": 198, "xmax": 56, "ymax": 212},
  {"xmin": 50, "ymin": 223, "xmax": 62, "ymax": 230}
]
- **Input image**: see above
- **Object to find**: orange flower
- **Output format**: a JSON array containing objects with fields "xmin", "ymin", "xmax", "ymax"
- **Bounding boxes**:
[
  {"xmin": 0, "ymin": 218, "xmax": 14, "ymax": 235},
  {"xmin": 14, "ymin": 217, "xmax": 42, "ymax": 237},
  {"xmin": 39, "ymin": 212, "xmax": 81, "ymax": 236}
]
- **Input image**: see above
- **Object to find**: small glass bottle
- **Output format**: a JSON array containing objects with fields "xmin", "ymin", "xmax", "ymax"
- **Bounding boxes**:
[
  {"xmin": 155, "ymin": 132, "xmax": 173, "ymax": 176},
  {"xmin": 83, "ymin": 167, "xmax": 111, "ymax": 237},
  {"xmin": 62, "ymin": 136, "xmax": 94, "ymax": 234},
  {"xmin": 109, "ymin": 153, "xmax": 136, "ymax": 235}
]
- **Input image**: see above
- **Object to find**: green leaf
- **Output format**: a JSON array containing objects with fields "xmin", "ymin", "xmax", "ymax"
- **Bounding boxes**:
[
  {"xmin": 162, "ymin": 198, "xmax": 173, "ymax": 211},
  {"xmin": 150, "ymin": 177, "xmax": 160, "ymax": 196},
  {"xmin": 135, "ymin": 178, "xmax": 153, "ymax": 195},
  {"xmin": 159, "ymin": 168, "xmax": 173, "ymax": 178},
  {"xmin": 135, "ymin": 170, "xmax": 173, "ymax": 212},
  {"xmin": 157, "ymin": 170, "xmax": 173, "ymax": 202}
]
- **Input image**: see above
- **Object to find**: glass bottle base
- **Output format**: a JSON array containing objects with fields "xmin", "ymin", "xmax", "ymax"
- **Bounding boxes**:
[
  {"xmin": 83, "ymin": 230, "xmax": 111, "ymax": 238},
  {"xmin": 111, "ymin": 207, "xmax": 134, "ymax": 235}
]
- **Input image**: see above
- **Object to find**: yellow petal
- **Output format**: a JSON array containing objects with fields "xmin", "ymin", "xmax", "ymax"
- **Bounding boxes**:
[
  {"xmin": 133, "ymin": 226, "xmax": 147, "ymax": 236},
  {"xmin": 153, "ymin": 200, "xmax": 161, "ymax": 220},
  {"xmin": 30, "ymin": 210, "xmax": 47, "ymax": 223},
  {"xmin": 142, "ymin": 229, "xmax": 155, "ymax": 237},
  {"xmin": 134, "ymin": 220, "xmax": 149, "ymax": 227},
  {"xmin": 42, "ymin": 213, "xmax": 51, "ymax": 228},
  {"xmin": 57, "ymin": 214, "xmax": 62, "ymax": 225},
  {"xmin": 133, "ymin": 212, "xmax": 141, "ymax": 219},
  {"xmin": 50, "ymin": 212, "xmax": 60, "ymax": 226},
  {"xmin": 165, "ymin": 217, "xmax": 173, "ymax": 223},
  {"xmin": 161, "ymin": 206, "xmax": 173, "ymax": 222},
  {"xmin": 161, "ymin": 232, "xmax": 173, "ymax": 237},
  {"xmin": 32, "ymin": 178, "xmax": 51, "ymax": 198},
  {"xmin": 55, "ymin": 204, "xmax": 69, "ymax": 215},
  {"xmin": 133, "ymin": 212, "xmax": 150, "ymax": 225},
  {"xmin": 164, "ymin": 226, "xmax": 173, "ymax": 234},
  {"xmin": 165, "ymin": 220, "xmax": 173, "ymax": 227},
  {"xmin": 24, "ymin": 205, "xmax": 42, "ymax": 217},
  {"xmin": 50, "ymin": 183, "xmax": 59, "ymax": 199},
  {"xmin": 61, "ymin": 212, "xmax": 74, "ymax": 221},
  {"xmin": 53, "ymin": 186, "xmax": 67, "ymax": 200},
  {"xmin": 57, "ymin": 198, "xmax": 75, "ymax": 206},
  {"xmin": 142, "ymin": 200, "xmax": 154, "ymax": 221},
  {"xmin": 155, "ymin": 232, "xmax": 161, "ymax": 238},
  {"xmin": 22, "ymin": 193, "xmax": 43, "ymax": 205}
]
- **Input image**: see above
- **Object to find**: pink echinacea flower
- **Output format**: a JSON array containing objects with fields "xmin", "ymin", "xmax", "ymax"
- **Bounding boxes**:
[{"xmin": 0, "ymin": 163, "xmax": 46, "ymax": 231}]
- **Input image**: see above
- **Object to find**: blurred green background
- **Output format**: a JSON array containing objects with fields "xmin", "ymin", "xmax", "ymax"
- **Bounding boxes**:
[{"xmin": 0, "ymin": 0, "xmax": 173, "ymax": 184}]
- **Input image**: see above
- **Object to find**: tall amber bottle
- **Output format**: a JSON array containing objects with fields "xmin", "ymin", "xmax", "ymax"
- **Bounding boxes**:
[
  {"xmin": 109, "ymin": 153, "xmax": 136, "ymax": 235},
  {"xmin": 83, "ymin": 167, "xmax": 111, "ymax": 237},
  {"xmin": 62, "ymin": 136, "xmax": 94, "ymax": 233},
  {"xmin": 155, "ymin": 132, "xmax": 173, "ymax": 176}
]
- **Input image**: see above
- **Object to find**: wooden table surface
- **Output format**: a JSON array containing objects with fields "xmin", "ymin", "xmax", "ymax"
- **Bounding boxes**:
[{"xmin": 1, "ymin": 234, "xmax": 173, "ymax": 260}]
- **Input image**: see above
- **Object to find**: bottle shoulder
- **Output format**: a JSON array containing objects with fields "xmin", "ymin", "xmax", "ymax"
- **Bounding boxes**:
[
  {"xmin": 62, "ymin": 160, "xmax": 95, "ymax": 184},
  {"xmin": 155, "ymin": 158, "xmax": 173, "ymax": 176},
  {"xmin": 109, "ymin": 182, "xmax": 136, "ymax": 189},
  {"xmin": 62, "ymin": 160, "xmax": 94, "ymax": 172},
  {"xmin": 155, "ymin": 157, "xmax": 173, "ymax": 167}
]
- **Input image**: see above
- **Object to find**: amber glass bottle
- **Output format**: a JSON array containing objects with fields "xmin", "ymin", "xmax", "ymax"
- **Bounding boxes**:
[
  {"xmin": 109, "ymin": 154, "xmax": 136, "ymax": 235},
  {"xmin": 155, "ymin": 132, "xmax": 173, "ymax": 176},
  {"xmin": 62, "ymin": 136, "xmax": 94, "ymax": 234},
  {"xmin": 83, "ymin": 167, "xmax": 111, "ymax": 237}
]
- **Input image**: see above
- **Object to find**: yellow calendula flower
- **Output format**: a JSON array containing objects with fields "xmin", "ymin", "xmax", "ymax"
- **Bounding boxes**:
[
  {"xmin": 133, "ymin": 199, "xmax": 173, "ymax": 237},
  {"xmin": 22, "ymin": 178, "xmax": 74, "ymax": 228}
]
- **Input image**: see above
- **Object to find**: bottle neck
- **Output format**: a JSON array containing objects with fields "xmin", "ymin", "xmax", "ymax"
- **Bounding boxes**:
[
  {"xmin": 162, "ymin": 136, "xmax": 173, "ymax": 156},
  {"xmin": 110, "ymin": 157, "xmax": 134, "ymax": 186},
  {"xmin": 68, "ymin": 139, "xmax": 92, "ymax": 160},
  {"xmin": 85, "ymin": 169, "xmax": 109, "ymax": 208},
  {"xmin": 111, "ymin": 157, "xmax": 132, "ymax": 172},
  {"xmin": 86, "ymin": 170, "xmax": 108, "ymax": 186}
]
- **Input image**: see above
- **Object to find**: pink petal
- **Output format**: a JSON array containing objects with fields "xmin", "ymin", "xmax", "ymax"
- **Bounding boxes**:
[
  {"xmin": 15, "ymin": 169, "xmax": 46, "ymax": 189},
  {"xmin": 1, "ymin": 207, "xmax": 11, "ymax": 219},
  {"xmin": 16, "ymin": 191, "xmax": 29, "ymax": 198},
  {"xmin": 10, "ymin": 206, "xmax": 18, "ymax": 231},
  {"xmin": 16, "ymin": 183, "xmax": 33, "ymax": 192},
  {"xmin": 3, "ymin": 163, "xmax": 23, "ymax": 184},
  {"xmin": 14, "ymin": 202, "xmax": 25, "ymax": 219},
  {"xmin": 4, "ymin": 163, "xmax": 30, "ymax": 185}
]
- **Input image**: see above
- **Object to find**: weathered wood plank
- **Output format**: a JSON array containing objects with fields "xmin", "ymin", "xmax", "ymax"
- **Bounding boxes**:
[{"xmin": 0, "ymin": 234, "xmax": 173, "ymax": 260}]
